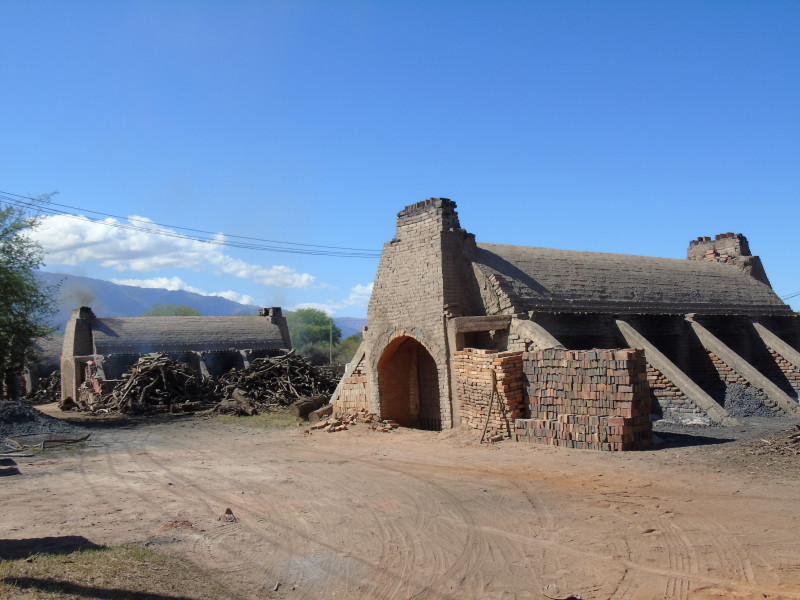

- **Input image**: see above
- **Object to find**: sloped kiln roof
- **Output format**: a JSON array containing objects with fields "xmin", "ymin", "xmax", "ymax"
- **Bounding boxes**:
[
  {"xmin": 474, "ymin": 243, "xmax": 792, "ymax": 316},
  {"xmin": 89, "ymin": 316, "xmax": 289, "ymax": 355},
  {"xmin": 31, "ymin": 335, "xmax": 64, "ymax": 365}
]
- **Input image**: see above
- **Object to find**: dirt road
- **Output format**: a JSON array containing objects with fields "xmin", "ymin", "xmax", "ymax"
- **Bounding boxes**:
[{"xmin": 2, "ymin": 411, "xmax": 800, "ymax": 599}]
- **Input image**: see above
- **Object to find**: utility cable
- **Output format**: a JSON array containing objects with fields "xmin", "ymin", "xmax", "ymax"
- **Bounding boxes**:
[{"xmin": 0, "ymin": 190, "xmax": 382, "ymax": 258}]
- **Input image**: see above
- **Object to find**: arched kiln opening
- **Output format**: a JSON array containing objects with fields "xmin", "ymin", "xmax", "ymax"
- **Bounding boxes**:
[{"xmin": 378, "ymin": 336, "xmax": 441, "ymax": 431}]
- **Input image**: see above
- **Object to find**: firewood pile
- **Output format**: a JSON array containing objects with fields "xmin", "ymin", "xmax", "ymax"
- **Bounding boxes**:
[
  {"xmin": 89, "ymin": 354, "xmax": 217, "ymax": 414},
  {"xmin": 748, "ymin": 425, "xmax": 800, "ymax": 457},
  {"xmin": 27, "ymin": 371, "xmax": 61, "ymax": 404},
  {"xmin": 213, "ymin": 352, "xmax": 338, "ymax": 413},
  {"xmin": 308, "ymin": 408, "xmax": 400, "ymax": 433},
  {"xmin": 63, "ymin": 351, "xmax": 340, "ymax": 416}
]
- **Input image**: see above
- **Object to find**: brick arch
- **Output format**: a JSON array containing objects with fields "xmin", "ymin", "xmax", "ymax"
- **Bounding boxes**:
[{"xmin": 377, "ymin": 335, "xmax": 442, "ymax": 431}]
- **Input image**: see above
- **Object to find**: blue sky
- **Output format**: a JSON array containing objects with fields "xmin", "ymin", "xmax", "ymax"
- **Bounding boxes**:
[{"xmin": 2, "ymin": 1, "xmax": 798, "ymax": 317}]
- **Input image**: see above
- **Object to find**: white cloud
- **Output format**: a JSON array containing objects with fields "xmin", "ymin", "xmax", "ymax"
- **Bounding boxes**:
[
  {"xmin": 111, "ymin": 276, "xmax": 258, "ymax": 306},
  {"xmin": 290, "ymin": 283, "xmax": 373, "ymax": 316},
  {"xmin": 343, "ymin": 283, "xmax": 373, "ymax": 306},
  {"xmin": 112, "ymin": 276, "xmax": 206, "ymax": 294},
  {"xmin": 33, "ymin": 214, "xmax": 316, "ymax": 289},
  {"xmin": 292, "ymin": 302, "xmax": 337, "ymax": 316},
  {"xmin": 214, "ymin": 290, "xmax": 258, "ymax": 305}
]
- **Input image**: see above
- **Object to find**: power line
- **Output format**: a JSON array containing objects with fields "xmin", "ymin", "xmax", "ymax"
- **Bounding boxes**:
[
  {"xmin": 781, "ymin": 291, "xmax": 800, "ymax": 301},
  {"xmin": 0, "ymin": 190, "xmax": 383, "ymax": 259}
]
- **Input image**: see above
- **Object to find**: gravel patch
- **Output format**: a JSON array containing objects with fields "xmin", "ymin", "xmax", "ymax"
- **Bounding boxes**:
[
  {"xmin": 0, "ymin": 400, "xmax": 87, "ymax": 444},
  {"xmin": 723, "ymin": 383, "xmax": 778, "ymax": 418}
]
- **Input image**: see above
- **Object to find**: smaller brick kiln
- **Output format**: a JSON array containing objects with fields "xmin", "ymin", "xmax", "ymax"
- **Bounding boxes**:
[{"xmin": 60, "ymin": 306, "xmax": 291, "ymax": 401}]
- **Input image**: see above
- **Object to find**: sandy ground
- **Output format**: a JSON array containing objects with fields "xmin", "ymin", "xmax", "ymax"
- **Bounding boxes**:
[{"xmin": 2, "ymin": 407, "xmax": 800, "ymax": 600}]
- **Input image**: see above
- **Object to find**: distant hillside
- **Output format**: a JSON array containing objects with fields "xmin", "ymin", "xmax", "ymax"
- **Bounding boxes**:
[
  {"xmin": 38, "ymin": 271, "xmax": 262, "ymax": 331},
  {"xmin": 336, "ymin": 317, "xmax": 367, "ymax": 339},
  {"xmin": 37, "ymin": 271, "xmax": 368, "ymax": 337}
]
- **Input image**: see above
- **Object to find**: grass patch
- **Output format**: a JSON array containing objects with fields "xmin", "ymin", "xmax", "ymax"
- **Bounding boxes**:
[
  {"xmin": 0, "ymin": 544, "xmax": 248, "ymax": 599},
  {"xmin": 212, "ymin": 408, "xmax": 300, "ymax": 429}
]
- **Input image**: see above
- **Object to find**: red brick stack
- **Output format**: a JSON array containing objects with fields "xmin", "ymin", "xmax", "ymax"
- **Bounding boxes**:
[
  {"xmin": 453, "ymin": 349, "xmax": 525, "ymax": 440},
  {"xmin": 516, "ymin": 348, "xmax": 652, "ymax": 451}
]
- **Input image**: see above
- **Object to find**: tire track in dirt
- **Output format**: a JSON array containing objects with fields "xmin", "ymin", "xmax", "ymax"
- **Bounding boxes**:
[
  {"xmin": 138, "ymin": 436, "xmax": 800, "ymax": 598},
  {"xmin": 704, "ymin": 517, "xmax": 756, "ymax": 585},
  {"xmin": 118, "ymin": 433, "xmax": 461, "ymax": 599},
  {"xmin": 510, "ymin": 479, "xmax": 566, "ymax": 592},
  {"xmin": 60, "ymin": 423, "xmax": 800, "ymax": 600},
  {"xmin": 77, "ymin": 427, "xmax": 303, "ymax": 596}
]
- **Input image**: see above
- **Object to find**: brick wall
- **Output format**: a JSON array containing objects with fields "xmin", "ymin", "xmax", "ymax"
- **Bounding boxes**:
[
  {"xmin": 334, "ymin": 355, "xmax": 369, "ymax": 414},
  {"xmin": 516, "ymin": 348, "xmax": 652, "ymax": 451},
  {"xmin": 646, "ymin": 364, "xmax": 708, "ymax": 422},
  {"xmin": 453, "ymin": 349, "xmax": 525, "ymax": 440},
  {"xmin": 765, "ymin": 347, "xmax": 800, "ymax": 394},
  {"xmin": 706, "ymin": 350, "xmax": 788, "ymax": 414}
]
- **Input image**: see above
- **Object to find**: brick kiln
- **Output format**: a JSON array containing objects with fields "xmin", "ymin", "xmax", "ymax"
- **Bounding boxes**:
[{"xmin": 332, "ymin": 198, "xmax": 800, "ymax": 449}]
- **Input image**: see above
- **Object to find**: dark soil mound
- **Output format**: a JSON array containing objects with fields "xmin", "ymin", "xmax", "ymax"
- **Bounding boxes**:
[
  {"xmin": 0, "ymin": 400, "xmax": 86, "ymax": 443},
  {"xmin": 723, "ymin": 383, "xmax": 778, "ymax": 418}
]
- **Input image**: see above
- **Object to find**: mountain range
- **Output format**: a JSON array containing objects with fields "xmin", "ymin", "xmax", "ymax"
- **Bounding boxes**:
[{"xmin": 36, "ymin": 271, "xmax": 367, "ymax": 338}]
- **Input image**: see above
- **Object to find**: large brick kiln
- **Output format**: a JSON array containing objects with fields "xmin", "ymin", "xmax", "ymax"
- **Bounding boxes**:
[{"xmin": 332, "ymin": 198, "xmax": 800, "ymax": 450}]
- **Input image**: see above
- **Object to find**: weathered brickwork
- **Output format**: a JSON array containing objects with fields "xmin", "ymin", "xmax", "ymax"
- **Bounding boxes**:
[
  {"xmin": 516, "ymin": 349, "xmax": 652, "ymax": 450},
  {"xmin": 646, "ymin": 364, "xmax": 705, "ymax": 420},
  {"xmin": 706, "ymin": 350, "xmax": 787, "ymax": 414},
  {"xmin": 453, "ymin": 349, "xmax": 525, "ymax": 440},
  {"xmin": 686, "ymin": 233, "xmax": 771, "ymax": 286},
  {"xmin": 766, "ymin": 347, "xmax": 800, "ymax": 394},
  {"xmin": 334, "ymin": 355, "xmax": 369, "ymax": 414},
  {"xmin": 708, "ymin": 351, "xmax": 749, "ymax": 386},
  {"xmin": 365, "ymin": 199, "xmax": 477, "ymax": 428}
]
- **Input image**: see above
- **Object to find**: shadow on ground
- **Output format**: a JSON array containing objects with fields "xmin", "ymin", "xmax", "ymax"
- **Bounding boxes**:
[
  {"xmin": 3, "ymin": 577, "xmax": 201, "ymax": 600},
  {"xmin": 654, "ymin": 431, "xmax": 735, "ymax": 448},
  {"xmin": 0, "ymin": 458, "xmax": 20, "ymax": 477},
  {"xmin": 0, "ymin": 536, "xmax": 104, "ymax": 560}
]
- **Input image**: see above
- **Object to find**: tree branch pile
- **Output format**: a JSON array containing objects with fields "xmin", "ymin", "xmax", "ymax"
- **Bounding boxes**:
[
  {"xmin": 747, "ymin": 425, "xmax": 800, "ymax": 457},
  {"xmin": 65, "ymin": 351, "xmax": 340, "ymax": 416},
  {"xmin": 27, "ymin": 371, "xmax": 61, "ymax": 404},
  {"xmin": 212, "ymin": 352, "xmax": 339, "ymax": 414},
  {"xmin": 88, "ymin": 354, "xmax": 217, "ymax": 414}
]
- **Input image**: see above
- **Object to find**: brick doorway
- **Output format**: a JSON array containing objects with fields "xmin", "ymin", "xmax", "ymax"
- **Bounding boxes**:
[{"xmin": 378, "ymin": 336, "xmax": 441, "ymax": 431}]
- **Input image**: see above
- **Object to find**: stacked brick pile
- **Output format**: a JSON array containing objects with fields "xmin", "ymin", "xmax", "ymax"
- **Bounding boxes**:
[
  {"xmin": 516, "ymin": 348, "xmax": 651, "ymax": 451},
  {"xmin": 453, "ymin": 349, "xmax": 525, "ymax": 440}
]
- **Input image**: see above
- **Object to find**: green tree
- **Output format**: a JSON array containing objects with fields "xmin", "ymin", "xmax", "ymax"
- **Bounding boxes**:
[
  {"xmin": 287, "ymin": 308, "xmax": 341, "ymax": 348},
  {"xmin": 0, "ymin": 198, "xmax": 57, "ymax": 399},
  {"xmin": 141, "ymin": 304, "xmax": 202, "ymax": 316}
]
